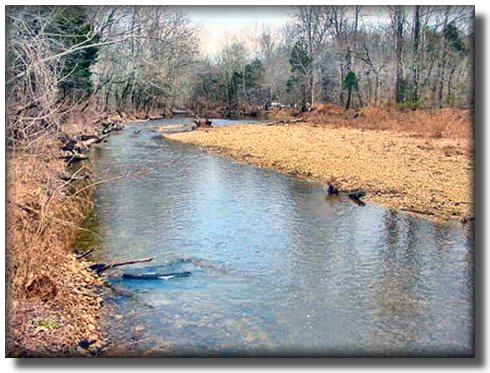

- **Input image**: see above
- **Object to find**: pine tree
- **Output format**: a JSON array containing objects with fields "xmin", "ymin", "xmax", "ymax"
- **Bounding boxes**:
[
  {"xmin": 54, "ymin": 6, "xmax": 100, "ymax": 102},
  {"xmin": 343, "ymin": 70, "xmax": 358, "ymax": 110}
]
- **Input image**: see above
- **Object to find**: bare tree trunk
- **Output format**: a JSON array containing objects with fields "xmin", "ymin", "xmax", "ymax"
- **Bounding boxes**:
[
  {"xmin": 395, "ymin": 6, "xmax": 405, "ymax": 103},
  {"xmin": 346, "ymin": 86, "xmax": 352, "ymax": 110},
  {"xmin": 411, "ymin": 5, "xmax": 421, "ymax": 102},
  {"xmin": 356, "ymin": 84, "xmax": 364, "ymax": 107},
  {"xmin": 437, "ymin": 6, "xmax": 451, "ymax": 108}
]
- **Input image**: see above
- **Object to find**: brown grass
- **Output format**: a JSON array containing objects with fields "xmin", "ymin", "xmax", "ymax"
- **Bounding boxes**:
[
  {"xmin": 307, "ymin": 104, "xmax": 473, "ymax": 140},
  {"xmin": 167, "ymin": 107, "xmax": 474, "ymax": 220},
  {"xmin": 6, "ymin": 120, "xmax": 104, "ymax": 356}
]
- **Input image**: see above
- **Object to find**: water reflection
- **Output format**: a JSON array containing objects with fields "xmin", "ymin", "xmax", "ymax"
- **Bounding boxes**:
[{"xmin": 89, "ymin": 119, "xmax": 474, "ymax": 357}]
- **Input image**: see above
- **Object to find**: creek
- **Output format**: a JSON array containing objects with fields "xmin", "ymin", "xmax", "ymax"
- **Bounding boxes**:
[{"xmin": 84, "ymin": 117, "xmax": 474, "ymax": 357}]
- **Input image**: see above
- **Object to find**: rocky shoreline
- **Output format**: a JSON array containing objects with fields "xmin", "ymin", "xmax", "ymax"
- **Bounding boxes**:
[{"xmin": 167, "ymin": 121, "xmax": 473, "ymax": 221}]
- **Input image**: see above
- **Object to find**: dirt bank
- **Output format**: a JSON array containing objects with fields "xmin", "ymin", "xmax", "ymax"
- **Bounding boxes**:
[
  {"xmin": 166, "ymin": 110, "xmax": 473, "ymax": 221},
  {"xmin": 6, "ymin": 117, "xmax": 105, "ymax": 357}
]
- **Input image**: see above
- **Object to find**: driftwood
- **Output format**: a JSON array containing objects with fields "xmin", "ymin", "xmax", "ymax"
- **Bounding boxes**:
[
  {"xmin": 102, "ymin": 121, "xmax": 124, "ymax": 134},
  {"xmin": 348, "ymin": 196, "xmax": 366, "ymax": 207},
  {"xmin": 79, "ymin": 134, "xmax": 108, "ymax": 143},
  {"xmin": 348, "ymin": 191, "xmax": 366, "ymax": 200},
  {"xmin": 81, "ymin": 136, "xmax": 107, "ymax": 147},
  {"xmin": 59, "ymin": 132, "xmax": 108, "ymax": 163},
  {"xmin": 122, "ymin": 271, "xmax": 192, "ymax": 280},
  {"xmin": 265, "ymin": 118, "xmax": 303, "ymax": 126},
  {"xmin": 193, "ymin": 115, "xmax": 213, "ymax": 128},
  {"xmin": 89, "ymin": 257, "xmax": 154, "ymax": 274},
  {"xmin": 59, "ymin": 173, "xmax": 91, "ymax": 182},
  {"xmin": 400, "ymin": 207, "xmax": 435, "ymax": 216},
  {"xmin": 60, "ymin": 151, "xmax": 88, "ymax": 162},
  {"xmin": 76, "ymin": 248, "xmax": 95, "ymax": 260},
  {"xmin": 327, "ymin": 184, "xmax": 367, "ymax": 206},
  {"xmin": 172, "ymin": 109, "xmax": 194, "ymax": 116}
]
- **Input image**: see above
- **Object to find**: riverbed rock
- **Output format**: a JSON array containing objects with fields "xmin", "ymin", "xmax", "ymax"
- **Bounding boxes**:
[{"xmin": 134, "ymin": 325, "xmax": 145, "ymax": 333}]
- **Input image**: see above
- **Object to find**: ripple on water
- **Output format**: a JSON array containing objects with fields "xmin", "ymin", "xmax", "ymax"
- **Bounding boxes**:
[{"xmin": 92, "ymin": 122, "xmax": 474, "ymax": 357}]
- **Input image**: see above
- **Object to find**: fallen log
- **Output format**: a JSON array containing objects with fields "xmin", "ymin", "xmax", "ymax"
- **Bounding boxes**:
[
  {"xmin": 81, "ymin": 135, "xmax": 107, "ymax": 147},
  {"xmin": 60, "ymin": 151, "xmax": 89, "ymax": 162},
  {"xmin": 348, "ymin": 196, "xmax": 366, "ymax": 207},
  {"xmin": 400, "ymin": 207, "xmax": 435, "ymax": 216},
  {"xmin": 172, "ymin": 109, "xmax": 194, "ymax": 116},
  {"xmin": 101, "ymin": 121, "xmax": 125, "ymax": 134},
  {"xmin": 348, "ymin": 191, "xmax": 367, "ymax": 200},
  {"xmin": 193, "ymin": 115, "xmax": 213, "ymax": 128},
  {"xmin": 79, "ymin": 134, "xmax": 103, "ymax": 142},
  {"xmin": 122, "ymin": 271, "xmax": 192, "ymax": 280},
  {"xmin": 89, "ymin": 257, "xmax": 154, "ymax": 274},
  {"xmin": 59, "ymin": 173, "xmax": 91, "ymax": 182},
  {"xmin": 76, "ymin": 248, "xmax": 95, "ymax": 260},
  {"xmin": 265, "ymin": 118, "xmax": 303, "ymax": 126},
  {"xmin": 326, "ymin": 184, "xmax": 367, "ymax": 206}
]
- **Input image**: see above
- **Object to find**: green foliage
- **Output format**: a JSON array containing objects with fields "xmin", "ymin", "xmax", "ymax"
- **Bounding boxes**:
[
  {"xmin": 244, "ymin": 59, "xmax": 264, "ymax": 88},
  {"xmin": 343, "ymin": 70, "xmax": 358, "ymax": 110},
  {"xmin": 286, "ymin": 76, "xmax": 299, "ymax": 93},
  {"xmin": 446, "ymin": 93, "xmax": 456, "ymax": 106},
  {"xmin": 396, "ymin": 78, "xmax": 410, "ymax": 104},
  {"xmin": 444, "ymin": 22, "xmax": 467, "ymax": 54},
  {"xmin": 288, "ymin": 40, "xmax": 311, "ymax": 110},
  {"xmin": 289, "ymin": 40, "xmax": 311, "ymax": 74},
  {"xmin": 397, "ymin": 96, "xmax": 426, "ymax": 111},
  {"xmin": 449, "ymin": 209, "xmax": 462, "ymax": 216},
  {"xmin": 54, "ymin": 6, "xmax": 100, "ymax": 101},
  {"xmin": 343, "ymin": 71, "xmax": 358, "ymax": 90},
  {"xmin": 33, "ymin": 318, "xmax": 61, "ymax": 331}
]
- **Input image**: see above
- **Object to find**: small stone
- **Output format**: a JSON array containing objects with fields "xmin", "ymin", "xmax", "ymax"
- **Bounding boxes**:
[{"xmin": 134, "ymin": 324, "xmax": 145, "ymax": 333}]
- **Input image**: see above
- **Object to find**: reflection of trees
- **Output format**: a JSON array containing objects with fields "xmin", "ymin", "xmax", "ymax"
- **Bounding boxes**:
[{"xmin": 369, "ymin": 210, "xmax": 430, "ymax": 356}]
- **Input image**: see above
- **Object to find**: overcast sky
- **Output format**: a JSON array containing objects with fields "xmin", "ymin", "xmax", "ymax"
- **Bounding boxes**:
[{"xmin": 181, "ymin": 6, "xmax": 295, "ymax": 56}]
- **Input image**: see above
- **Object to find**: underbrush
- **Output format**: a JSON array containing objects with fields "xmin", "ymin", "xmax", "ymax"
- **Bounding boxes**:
[
  {"xmin": 307, "ymin": 103, "xmax": 473, "ymax": 139},
  {"xmin": 6, "ymin": 123, "xmax": 104, "ymax": 356}
]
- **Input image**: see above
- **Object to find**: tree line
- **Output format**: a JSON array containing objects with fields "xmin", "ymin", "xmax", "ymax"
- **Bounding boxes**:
[
  {"xmin": 190, "ymin": 5, "xmax": 473, "ymax": 115},
  {"xmin": 6, "ymin": 5, "xmax": 473, "ymax": 147}
]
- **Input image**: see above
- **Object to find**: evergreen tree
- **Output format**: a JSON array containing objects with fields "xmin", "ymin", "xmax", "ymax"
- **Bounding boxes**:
[
  {"xmin": 54, "ymin": 6, "xmax": 100, "ymax": 101},
  {"xmin": 343, "ymin": 70, "xmax": 358, "ymax": 109},
  {"xmin": 289, "ymin": 39, "xmax": 311, "ymax": 111}
]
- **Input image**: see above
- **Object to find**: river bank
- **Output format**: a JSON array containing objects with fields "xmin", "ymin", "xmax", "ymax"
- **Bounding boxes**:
[
  {"xmin": 166, "ymin": 108, "xmax": 473, "ymax": 221},
  {"xmin": 6, "ymin": 113, "xmax": 109, "ymax": 356}
]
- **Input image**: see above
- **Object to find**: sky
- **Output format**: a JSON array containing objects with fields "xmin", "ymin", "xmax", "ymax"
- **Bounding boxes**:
[{"xmin": 180, "ymin": 6, "xmax": 295, "ymax": 56}]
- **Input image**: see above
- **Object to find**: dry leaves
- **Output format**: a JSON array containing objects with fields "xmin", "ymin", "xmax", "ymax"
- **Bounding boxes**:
[{"xmin": 7, "ymin": 124, "xmax": 104, "ymax": 357}]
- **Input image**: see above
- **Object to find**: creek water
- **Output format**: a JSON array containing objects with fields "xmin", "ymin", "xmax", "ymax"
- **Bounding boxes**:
[{"xmin": 85, "ymin": 117, "xmax": 474, "ymax": 357}]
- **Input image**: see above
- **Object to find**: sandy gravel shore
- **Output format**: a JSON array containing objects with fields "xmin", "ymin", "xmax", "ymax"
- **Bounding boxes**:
[{"xmin": 166, "ymin": 122, "xmax": 473, "ymax": 221}]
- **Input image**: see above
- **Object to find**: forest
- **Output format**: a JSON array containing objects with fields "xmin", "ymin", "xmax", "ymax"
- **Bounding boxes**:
[{"xmin": 6, "ymin": 5, "xmax": 474, "ymax": 147}]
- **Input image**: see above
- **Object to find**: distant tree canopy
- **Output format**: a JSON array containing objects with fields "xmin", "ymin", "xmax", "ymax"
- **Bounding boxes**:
[
  {"xmin": 190, "ymin": 5, "xmax": 473, "ymax": 114},
  {"xmin": 6, "ymin": 5, "xmax": 473, "ymax": 146}
]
